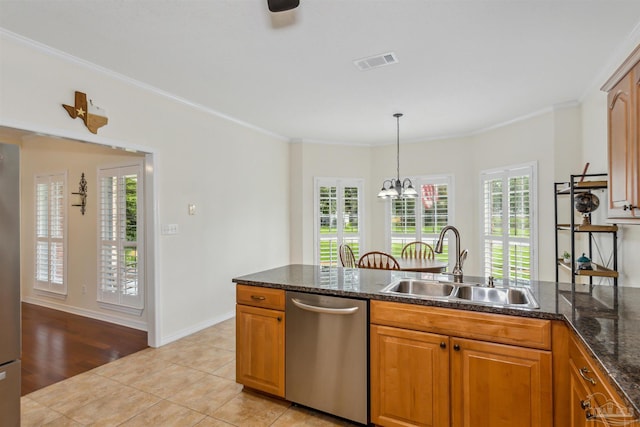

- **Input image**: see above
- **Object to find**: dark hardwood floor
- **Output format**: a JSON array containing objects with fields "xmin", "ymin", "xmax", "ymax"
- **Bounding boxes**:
[{"xmin": 21, "ymin": 302, "xmax": 148, "ymax": 396}]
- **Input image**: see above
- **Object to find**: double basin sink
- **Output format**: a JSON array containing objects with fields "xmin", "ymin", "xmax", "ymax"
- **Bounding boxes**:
[{"xmin": 381, "ymin": 279, "xmax": 539, "ymax": 309}]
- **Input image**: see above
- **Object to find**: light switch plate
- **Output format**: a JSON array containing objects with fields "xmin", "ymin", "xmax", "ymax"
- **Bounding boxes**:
[{"xmin": 161, "ymin": 224, "xmax": 179, "ymax": 235}]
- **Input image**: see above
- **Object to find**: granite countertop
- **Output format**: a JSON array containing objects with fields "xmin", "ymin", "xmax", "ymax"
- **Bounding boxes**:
[{"xmin": 233, "ymin": 264, "xmax": 640, "ymax": 417}]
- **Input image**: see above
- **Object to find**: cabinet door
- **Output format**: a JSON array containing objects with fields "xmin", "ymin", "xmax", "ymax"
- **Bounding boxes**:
[
  {"xmin": 451, "ymin": 338, "xmax": 553, "ymax": 427},
  {"xmin": 608, "ymin": 69, "xmax": 638, "ymax": 219},
  {"xmin": 370, "ymin": 325, "xmax": 450, "ymax": 427},
  {"xmin": 236, "ymin": 304, "xmax": 285, "ymax": 397}
]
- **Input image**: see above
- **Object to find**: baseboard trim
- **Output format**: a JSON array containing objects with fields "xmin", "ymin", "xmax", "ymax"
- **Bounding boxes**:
[
  {"xmin": 158, "ymin": 310, "xmax": 236, "ymax": 347},
  {"xmin": 22, "ymin": 296, "xmax": 148, "ymax": 331}
]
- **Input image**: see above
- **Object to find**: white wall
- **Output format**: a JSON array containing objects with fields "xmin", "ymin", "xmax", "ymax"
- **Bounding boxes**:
[
  {"xmin": 290, "ymin": 142, "xmax": 371, "ymax": 264},
  {"xmin": 291, "ymin": 106, "xmax": 585, "ymax": 282},
  {"xmin": 1, "ymin": 32, "xmax": 291, "ymax": 345}
]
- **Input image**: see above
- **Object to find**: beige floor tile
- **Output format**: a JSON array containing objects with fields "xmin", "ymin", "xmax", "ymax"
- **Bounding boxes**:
[
  {"xmin": 27, "ymin": 372, "xmax": 124, "ymax": 414},
  {"xmin": 64, "ymin": 383, "xmax": 160, "ymax": 426},
  {"xmin": 172, "ymin": 346, "xmax": 236, "ymax": 374},
  {"xmin": 168, "ymin": 373, "xmax": 243, "ymax": 416},
  {"xmin": 194, "ymin": 416, "xmax": 237, "ymax": 426},
  {"xmin": 211, "ymin": 390, "xmax": 291, "ymax": 426},
  {"xmin": 42, "ymin": 415, "xmax": 84, "ymax": 426},
  {"xmin": 126, "ymin": 363, "xmax": 211, "ymax": 399},
  {"xmin": 272, "ymin": 406, "xmax": 360, "ymax": 426},
  {"xmin": 21, "ymin": 397, "xmax": 65, "ymax": 427},
  {"xmin": 118, "ymin": 399, "xmax": 207, "ymax": 426},
  {"xmin": 212, "ymin": 359, "xmax": 236, "ymax": 381},
  {"xmin": 92, "ymin": 349, "xmax": 175, "ymax": 385}
]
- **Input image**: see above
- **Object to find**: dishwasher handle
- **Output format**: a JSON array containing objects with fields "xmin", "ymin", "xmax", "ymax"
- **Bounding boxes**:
[{"xmin": 290, "ymin": 298, "xmax": 360, "ymax": 315}]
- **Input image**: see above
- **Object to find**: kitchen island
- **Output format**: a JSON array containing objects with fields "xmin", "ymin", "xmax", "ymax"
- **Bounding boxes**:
[{"xmin": 233, "ymin": 264, "xmax": 640, "ymax": 425}]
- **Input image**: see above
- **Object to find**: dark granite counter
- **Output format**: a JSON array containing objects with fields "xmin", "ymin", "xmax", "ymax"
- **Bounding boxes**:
[{"xmin": 233, "ymin": 264, "xmax": 640, "ymax": 417}]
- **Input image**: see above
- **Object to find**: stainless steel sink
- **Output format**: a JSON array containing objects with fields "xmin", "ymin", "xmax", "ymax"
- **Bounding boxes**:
[
  {"xmin": 381, "ymin": 279, "xmax": 455, "ymax": 298},
  {"xmin": 455, "ymin": 285, "xmax": 539, "ymax": 309},
  {"xmin": 380, "ymin": 279, "xmax": 539, "ymax": 309}
]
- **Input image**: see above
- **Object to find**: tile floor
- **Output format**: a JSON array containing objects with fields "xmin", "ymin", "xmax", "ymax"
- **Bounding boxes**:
[{"xmin": 21, "ymin": 318, "xmax": 360, "ymax": 426}]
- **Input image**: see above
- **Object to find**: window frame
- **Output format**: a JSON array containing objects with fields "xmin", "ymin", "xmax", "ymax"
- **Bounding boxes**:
[
  {"xmin": 479, "ymin": 162, "xmax": 538, "ymax": 282},
  {"xmin": 97, "ymin": 162, "xmax": 144, "ymax": 314},
  {"xmin": 313, "ymin": 177, "xmax": 365, "ymax": 266},
  {"xmin": 33, "ymin": 171, "xmax": 68, "ymax": 296},
  {"xmin": 384, "ymin": 174, "xmax": 455, "ymax": 263}
]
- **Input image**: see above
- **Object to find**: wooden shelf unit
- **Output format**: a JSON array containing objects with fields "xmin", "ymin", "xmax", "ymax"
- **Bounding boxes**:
[{"xmin": 554, "ymin": 173, "xmax": 618, "ymax": 288}]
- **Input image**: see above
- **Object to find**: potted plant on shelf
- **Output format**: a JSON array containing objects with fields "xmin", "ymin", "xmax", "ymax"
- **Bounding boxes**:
[{"xmin": 562, "ymin": 251, "xmax": 571, "ymax": 264}]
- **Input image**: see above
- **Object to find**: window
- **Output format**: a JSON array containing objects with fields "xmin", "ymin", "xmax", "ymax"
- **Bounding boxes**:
[
  {"xmin": 315, "ymin": 178, "xmax": 363, "ymax": 266},
  {"xmin": 34, "ymin": 172, "xmax": 67, "ymax": 294},
  {"xmin": 388, "ymin": 175, "xmax": 453, "ymax": 262},
  {"xmin": 481, "ymin": 163, "xmax": 537, "ymax": 282},
  {"xmin": 98, "ymin": 163, "xmax": 144, "ymax": 311}
]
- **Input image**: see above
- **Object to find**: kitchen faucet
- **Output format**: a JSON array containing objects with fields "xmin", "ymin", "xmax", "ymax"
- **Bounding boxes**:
[{"xmin": 434, "ymin": 225, "xmax": 464, "ymax": 283}]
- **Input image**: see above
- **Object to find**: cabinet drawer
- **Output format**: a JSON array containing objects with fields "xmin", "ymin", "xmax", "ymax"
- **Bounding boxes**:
[
  {"xmin": 371, "ymin": 300, "xmax": 551, "ymax": 350},
  {"xmin": 569, "ymin": 334, "xmax": 638, "ymax": 426},
  {"xmin": 237, "ymin": 284, "xmax": 285, "ymax": 310}
]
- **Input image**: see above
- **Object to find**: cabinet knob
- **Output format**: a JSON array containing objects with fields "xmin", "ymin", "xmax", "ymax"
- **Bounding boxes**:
[
  {"xmin": 585, "ymin": 409, "xmax": 596, "ymax": 420},
  {"xmin": 580, "ymin": 399, "xmax": 591, "ymax": 410},
  {"xmin": 453, "ymin": 344, "xmax": 460, "ymax": 351},
  {"xmin": 277, "ymin": 316, "xmax": 282, "ymax": 322},
  {"xmin": 440, "ymin": 342, "xmax": 446, "ymax": 349}
]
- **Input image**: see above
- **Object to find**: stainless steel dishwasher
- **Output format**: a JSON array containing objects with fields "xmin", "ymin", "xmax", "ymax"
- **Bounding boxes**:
[{"xmin": 285, "ymin": 291, "xmax": 368, "ymax": 425}]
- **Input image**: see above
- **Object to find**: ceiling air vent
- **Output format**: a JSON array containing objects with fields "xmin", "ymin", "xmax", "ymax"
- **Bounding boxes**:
[{"xmin": 354, "ymin": 52, "xmax": 398, "ymax": 71}]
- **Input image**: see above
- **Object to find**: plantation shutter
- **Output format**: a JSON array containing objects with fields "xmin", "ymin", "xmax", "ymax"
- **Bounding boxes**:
[
  {"xmin": 315, "ymin": 178, "xmax": 363, "ymax": 266},
  {"xmin": 388, "ymin": 176, "xmax": 452, "ymax": 262},
  {"xmin": 35, "ymin": 173, "xmax": 67, "ymax": 294},
  {"xmin": 481, "ymin": 164, "xmax": 535, "ymax": 282},
  {"xmin": 98, "ymin": 164, "xmax": 143, "ymax": 310}
]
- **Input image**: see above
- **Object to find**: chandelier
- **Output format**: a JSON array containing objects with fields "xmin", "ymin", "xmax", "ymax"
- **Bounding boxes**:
[{"xmin": 377, "ymin": 113, "xmax": 418, "ymax": 199}]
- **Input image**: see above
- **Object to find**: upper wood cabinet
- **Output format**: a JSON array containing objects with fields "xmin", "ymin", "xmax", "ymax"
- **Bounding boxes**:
[{"xmin": 603, "ymin": 45, "xmax": 640, "ymax": 222}]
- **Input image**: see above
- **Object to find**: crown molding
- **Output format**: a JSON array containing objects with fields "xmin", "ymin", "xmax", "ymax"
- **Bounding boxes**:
[{"xmin": 0, "ymin": 28, "xmax": 288, "ymax": 142}]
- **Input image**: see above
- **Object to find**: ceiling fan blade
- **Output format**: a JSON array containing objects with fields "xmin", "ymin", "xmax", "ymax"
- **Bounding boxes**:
[{"xmin": 268, "ymin": 0, "xmax": 299, "ymax": 12}]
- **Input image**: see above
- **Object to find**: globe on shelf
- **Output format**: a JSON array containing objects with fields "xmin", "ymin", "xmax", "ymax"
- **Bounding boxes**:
[{"xmin": 574, "ymin": 192, "xmax": 600, "ymax": 225}]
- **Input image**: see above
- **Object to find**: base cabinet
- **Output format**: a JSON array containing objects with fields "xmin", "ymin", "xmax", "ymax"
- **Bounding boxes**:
[
  {"xmin": 370, "ymin": 301, "xmax": 553, "ymax": 427},
  {"xmin": 370, "ymin": 325, "xmax": 450, "ymax": 427},
  {"xmin": 235, "ymin": 285, "xmax": 285, "ymax": 397},
  {"xmin": 450, "ymin": 337, "xmax": 552, "ymax": 427},
  {"xmin": 569, "ymin": 335, "xmax": 639, "ymax": 427}
]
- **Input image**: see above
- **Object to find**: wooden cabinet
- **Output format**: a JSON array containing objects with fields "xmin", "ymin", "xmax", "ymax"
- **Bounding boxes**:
[
  {"xmin": 235, "ymin": 285, "xmax": 285, "ymax": 397},
  {"xmin": 568, "ymin": 334, "xmax": 639, "ymax": 427},
  {"xmin": 603, "ymin": 45, "xmax": 640, "ymax": 222},
  {"xmin": 370, "ymin": 301, "xmax": 553, "ymax": 427},
  {"xmin": 450, "ymin": 337, "xmax": 552, "ymax": 427},
  {"xmin": 370, "ymin": 325, "xmax": 450, "ymax": 427}
]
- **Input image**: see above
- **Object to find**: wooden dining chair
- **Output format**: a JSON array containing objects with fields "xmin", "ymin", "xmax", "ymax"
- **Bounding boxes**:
[
  {"xmin": 357, "ymin": 251, "xmax": 400, "ymax": 270},
  {"xmin": 339, "ymin": 244, "xmax": 357, "ymax": 268},
  {"xmin": 401, "ymin": 241, "xmax": 435, "ymax": 260}
]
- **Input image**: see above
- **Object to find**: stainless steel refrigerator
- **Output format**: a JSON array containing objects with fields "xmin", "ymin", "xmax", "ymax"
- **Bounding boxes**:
[{"xmin": 0, "ymin": 142, "xmax": 21, "ymax": 427}]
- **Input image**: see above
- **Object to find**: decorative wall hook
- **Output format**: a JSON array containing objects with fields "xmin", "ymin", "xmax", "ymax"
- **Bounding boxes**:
[
  {"xmin": 72, "ymin": 173, "xmax": 88, "ymax": 215},
  {"xmin": 62, "ymin": 91, "xmax": 108, "ymax": 134}
]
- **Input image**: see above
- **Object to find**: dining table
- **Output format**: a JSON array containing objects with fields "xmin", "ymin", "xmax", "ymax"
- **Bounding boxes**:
[{"xmin": 397, "ymin": 258, "xmax": 448, "ymax": 273}]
